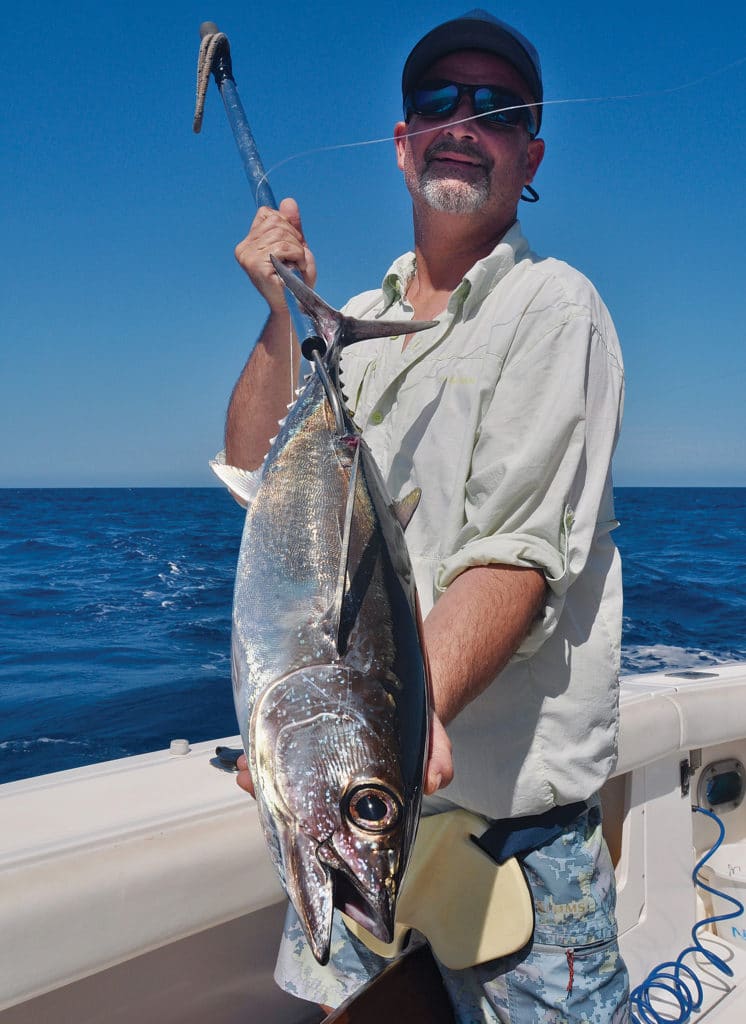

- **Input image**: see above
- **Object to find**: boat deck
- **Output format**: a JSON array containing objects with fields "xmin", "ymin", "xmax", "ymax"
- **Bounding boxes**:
[{"xmin": 2, "ymin": 663, "xmax": 746, "ymax": 1022}]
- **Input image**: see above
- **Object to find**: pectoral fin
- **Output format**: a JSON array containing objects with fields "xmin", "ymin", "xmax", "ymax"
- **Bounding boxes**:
[{"xmin": 331, "ymin": 444, "xmax": 361, "ymax": 651}]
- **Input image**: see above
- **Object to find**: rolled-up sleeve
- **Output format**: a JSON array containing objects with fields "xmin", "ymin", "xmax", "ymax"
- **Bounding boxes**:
[{"xmin": 436, "ymin": 292, "xmax": 624, "ymax": 656}]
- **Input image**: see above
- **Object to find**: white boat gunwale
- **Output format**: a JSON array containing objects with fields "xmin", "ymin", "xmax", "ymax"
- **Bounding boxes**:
[{"xmin": 3, "ymin": 662, "xmax": 746, "ymax": 1022}]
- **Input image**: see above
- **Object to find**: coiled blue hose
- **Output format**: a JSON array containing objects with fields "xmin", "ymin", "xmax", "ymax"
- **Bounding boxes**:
[{"xmin": 629, "ymin": 806, "xmax": 745, "ymax": 1023}]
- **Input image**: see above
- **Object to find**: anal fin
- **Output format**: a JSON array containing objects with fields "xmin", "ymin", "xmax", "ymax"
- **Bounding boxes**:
[
  {"xmin": 392, "ymin": 488, "xmax": 422, "ymax": 531},
  {"xmin": 209, "ymin": 459, "xmax": 262, "ymax": 509}
]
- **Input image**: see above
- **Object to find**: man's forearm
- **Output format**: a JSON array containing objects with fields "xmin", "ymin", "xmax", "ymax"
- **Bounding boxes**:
[
  {"xmin": 224, "ymin": 310, "xmax": 299, "ymax": 471},
  {"xmin": 226, "ymin": 197, "xmax": 316, "ymax": 471},
  {"xmin": 424, "ymin": 563, "xmax": 547, "ymax": 726}
]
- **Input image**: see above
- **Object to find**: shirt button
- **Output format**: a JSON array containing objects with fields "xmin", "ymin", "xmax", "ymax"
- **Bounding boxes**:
[{"xmin": 370, "ymin": 411, "xmax": 384, "ymax": 425}]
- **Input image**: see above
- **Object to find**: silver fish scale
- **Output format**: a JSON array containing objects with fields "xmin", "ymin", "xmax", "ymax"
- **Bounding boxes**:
[
  {"xmin": 232, "ymin": 380, "xmax": 353, "ymax": 712},
  {"xmin": 230, "ymin": 363, "xmax": 428, "ymax": 963}
]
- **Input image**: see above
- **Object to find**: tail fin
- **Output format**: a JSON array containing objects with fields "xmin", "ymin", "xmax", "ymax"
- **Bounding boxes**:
[{"xmin": 270, "ymin": 256, "xmax": 437, "ymax": 350}]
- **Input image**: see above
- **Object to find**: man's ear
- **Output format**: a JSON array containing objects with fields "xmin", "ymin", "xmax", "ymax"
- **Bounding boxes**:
[
  {"xmin": 394, "ymin": 121, "xmax": 408, "ymax": 171},
  {"xmin": 526, "ymin": 137, "xmax": 545, "ymax": 183}
]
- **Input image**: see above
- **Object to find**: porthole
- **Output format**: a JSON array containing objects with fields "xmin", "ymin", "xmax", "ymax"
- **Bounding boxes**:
[{"xmin": 697, "ymin": 758, "xmax": 746, "ymax": 813}]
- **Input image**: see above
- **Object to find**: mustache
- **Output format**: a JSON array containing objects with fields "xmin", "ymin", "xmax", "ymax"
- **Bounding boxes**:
[{"xmin": 423, "ymin": 138, "xmax": 491, "ymax": 168}]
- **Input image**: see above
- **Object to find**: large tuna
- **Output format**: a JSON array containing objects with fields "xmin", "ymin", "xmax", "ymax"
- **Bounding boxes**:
[{"xmin": 214, "ymin": 259, "xmax": 434, "ymax": 965}]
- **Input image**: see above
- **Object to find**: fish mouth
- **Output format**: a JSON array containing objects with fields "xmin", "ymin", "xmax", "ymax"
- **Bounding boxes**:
[
  {"xmin": 283, "ymin": 841, "xmax": 395, "ymax": 964},
  {"xmin": 332, "ymin": 869, "xmax": 395, "ymax": 943},
  {"xmin": 318, "ymin": 838, "xmax": 397, "ymax": 944}
]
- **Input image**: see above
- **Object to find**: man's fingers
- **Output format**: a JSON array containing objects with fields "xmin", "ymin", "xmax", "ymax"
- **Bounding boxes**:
[
  {"xmin": 236, "ymin": 766, "xmax": 255, "ymax": 798},
  {"xmin": 235, "ymin": 228, "xmax": 306, "ymax": 269},
  {"xmin": 234, "ymin": 200, "xmax": 317, "ymax": 300},
  {"xmin": 279, "ymin": 197, "xmax": 319, "ymax": 288},
  {"xmin": 425, "ymin": 713, "xmax": 453, "ymax": 795},
  {"xmin": 235, "ymin": 754, "xmax": 255, "ymax": 797},
  {"xmin": 302, "ymin": 244, "xmax": 317, "ymax": 289},
  {"xmin": 278, "ymin": 196, "xmax": 303, "ymax": 236}
]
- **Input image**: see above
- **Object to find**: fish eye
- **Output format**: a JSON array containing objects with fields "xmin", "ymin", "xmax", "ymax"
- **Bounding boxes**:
[{"xmin": 343, "ymin": 784, "xmax": 401, "ymax": 833}]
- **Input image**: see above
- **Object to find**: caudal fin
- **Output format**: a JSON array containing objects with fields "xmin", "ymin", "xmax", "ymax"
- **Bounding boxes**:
[{"xmin": 270, "ymin": 256, "xmax": 437, "ymax": 350}]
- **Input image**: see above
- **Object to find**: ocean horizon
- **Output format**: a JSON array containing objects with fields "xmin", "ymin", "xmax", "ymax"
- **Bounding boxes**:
[{"xmin": 1, "ymin": 486, "xmax": 745, "ymax": 785}]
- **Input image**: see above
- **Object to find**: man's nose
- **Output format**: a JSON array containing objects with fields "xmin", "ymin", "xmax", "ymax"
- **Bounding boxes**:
[{"xmin": 442, "ymin": 96, "xmax": 478, "ymax": 138}]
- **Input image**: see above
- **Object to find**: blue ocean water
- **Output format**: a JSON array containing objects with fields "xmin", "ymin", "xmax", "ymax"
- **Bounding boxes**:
[{"xmin": 1, "ymin": 487, "xmax": 744, "ymax": 785}]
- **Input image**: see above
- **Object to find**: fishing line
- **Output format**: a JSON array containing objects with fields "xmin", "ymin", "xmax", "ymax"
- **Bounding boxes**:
[
  {"xmin": 289, "ymin": 319, "xmax": 295, "ymax": 404},
  {"xmin": 252, "ymin": 54, "xmax": 746, "ymax": 200}
]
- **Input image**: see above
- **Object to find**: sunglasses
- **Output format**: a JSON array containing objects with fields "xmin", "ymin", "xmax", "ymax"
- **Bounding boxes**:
[{"xmin": 403, "ymin": 80, "xmax": 537, "ymax": 138}]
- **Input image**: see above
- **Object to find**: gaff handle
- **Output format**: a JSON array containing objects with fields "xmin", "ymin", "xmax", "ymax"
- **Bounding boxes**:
[{"xmin": 195, "ymin": 23, "xmax": 322, "ymax": 352}]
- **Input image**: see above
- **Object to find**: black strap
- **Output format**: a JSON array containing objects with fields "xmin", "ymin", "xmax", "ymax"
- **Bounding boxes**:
[
  {"xmin": 213, "ymin": 746, "xmax": 243, "ymax": 770},
  {"xmin": 472, "ymin": 800, "xmax": 588, "ymax": 865}
]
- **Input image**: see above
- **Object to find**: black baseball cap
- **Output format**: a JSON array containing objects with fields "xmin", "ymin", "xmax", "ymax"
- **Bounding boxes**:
[{"xmin": 401, "ymin": 9, "xmax": 543, "ymax": 132}]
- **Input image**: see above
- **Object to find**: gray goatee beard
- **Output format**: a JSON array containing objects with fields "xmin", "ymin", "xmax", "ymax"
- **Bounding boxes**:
[
  {"xmin": 408, "ymin": 139, "xmax": 491, "ymax": 214},
  {"xmin": 419, "ymin": 172, "xmax": 489, "ymax": 214}
]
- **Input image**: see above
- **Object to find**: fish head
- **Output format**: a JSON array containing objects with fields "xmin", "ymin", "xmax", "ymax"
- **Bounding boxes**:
[{"xmin": 249, "ymin": 664, "xmax": 420, "ymax": 964}]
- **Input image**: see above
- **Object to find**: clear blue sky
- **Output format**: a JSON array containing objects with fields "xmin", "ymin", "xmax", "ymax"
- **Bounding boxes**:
[{"xmin": 3, "ymin": 0, "xmax": 745, "ymax": 487}]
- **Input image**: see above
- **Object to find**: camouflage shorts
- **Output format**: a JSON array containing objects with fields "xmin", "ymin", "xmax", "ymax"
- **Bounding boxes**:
[{"xmin": 274, "ymin": 799, "xmax": 630, "ymax": 1022}]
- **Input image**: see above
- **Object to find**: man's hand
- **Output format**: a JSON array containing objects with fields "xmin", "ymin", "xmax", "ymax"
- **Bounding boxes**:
[
  {"xmin": 225, "ymin": 196, "xmax": 317, "ymax": 469},
  {"xmin": 236, "ymin": 753, "xmax": 255, "ymax": 798},
  {"xmin": 425, "ymin": 711, "xmax": 453, "ymax": 794},
  {"xmin": 234, "ymin": 197, "xmax": 317, "ymax": 312}
]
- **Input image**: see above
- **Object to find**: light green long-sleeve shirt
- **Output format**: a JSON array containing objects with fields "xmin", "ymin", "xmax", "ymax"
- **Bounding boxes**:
[{"xmin": 336, "ymin": 221, "xmax": 624, "ymax": 818}]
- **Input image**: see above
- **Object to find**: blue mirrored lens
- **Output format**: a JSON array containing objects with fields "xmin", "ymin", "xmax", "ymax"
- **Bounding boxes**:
[
  {"xmin": 473, "ymin": 88, "xmax": 532, "ymax": 131},
  {"xmin": 409, "ymin": 83, "xmax": 460, "ymax": 117},
  {"xmin": 404, "ymin": 81, "xmax": 536, "ymax": 137}
]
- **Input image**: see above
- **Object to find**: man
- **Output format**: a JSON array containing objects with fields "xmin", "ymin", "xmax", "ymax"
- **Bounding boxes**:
[{"xmin": 218, "ymin": 9, "xmax": 628, "ymax": 1022}]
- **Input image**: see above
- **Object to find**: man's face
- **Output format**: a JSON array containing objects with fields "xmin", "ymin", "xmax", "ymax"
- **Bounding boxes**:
[{"xmin": 395, "ymin": 51, "xmax": 544, "ymax": 222}]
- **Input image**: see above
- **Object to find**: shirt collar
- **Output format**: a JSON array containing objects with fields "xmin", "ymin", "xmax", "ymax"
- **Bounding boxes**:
[
  {"xmin": 379, "ymin": 221, "xmax": 531, "ymax": 320},
  {"xmin": 381, "ymin": 252, "xmax": 417, "ymax": 309}
]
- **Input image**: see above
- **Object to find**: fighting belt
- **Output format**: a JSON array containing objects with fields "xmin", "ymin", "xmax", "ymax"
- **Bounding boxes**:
[{"xmin": 341, "ymin": 808, "xmax": 534, "ymax": 970}]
